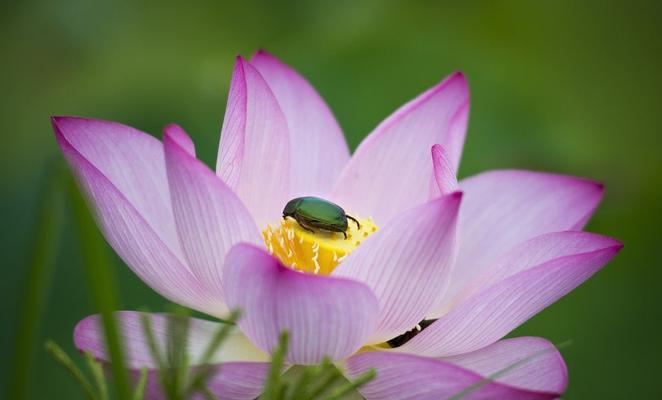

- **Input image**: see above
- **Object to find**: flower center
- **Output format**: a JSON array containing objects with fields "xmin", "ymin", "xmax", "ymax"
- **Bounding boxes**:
[{"xmin": 262, "ymin": 215, "xmax": 378, "ymax": 275}]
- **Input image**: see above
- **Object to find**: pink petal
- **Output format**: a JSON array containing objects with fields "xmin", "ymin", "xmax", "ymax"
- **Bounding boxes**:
[
  {"xmin": 430, "ymin": 169, "xmax": 605, "ymax": 317},
  {"xmin": 75, "ymin": 312, "xmax": 269, "ymax": 400},
  {"xmin": 216, "ymin": 57, "xmax": 290, "ymax": 227},
  {"xmin": 75, "ymin": 312, "xmax": 268, "ymax": 367},
  {"xmin": 140, "ymin": 366, "xmax": 268, "ymax": 400},
  {"xmin": 429, "ymin": 144, "xmax": 459, "ymax": 198},
  {"xmin": 52, "ymin": 117, "xmax": 181, "ymax": 255},
  {"xmin": 163, "ymin": 123, "xmax": 195, "ymax": 156},
  {"xmin": 442, "ymin": 337, "xmax": 567, "ymax": 394},
  {"xmin": 222, "ymin": 243, "xmax": 379, "ymax": 364},
  {"xmin": 250, "ymin": 50, "xmax": 350, "ymax": 197},
  {"xmin": 399, "ymin": 237, "xmax": 622, "ymax": 357},
  {"xmin": 164, "ymin": 125, "xmax": 262, "ymax": 307},
  {"xmin": 332, "ymin": 73, "xmax": 469, "ymax": 224},
  {"xmin": 53, "ymin": 117, "xmax": 219, "ymax": 314},
  {"xmin": 345, "ymin": 349, "xmax": 562, "ymax": 400},
  {"xmin": 456, "ymin": 231, "xmax": 621, "ymax": 305},
  {"xmin": 333, "ymin": 193, "xmax": 462, "ymax": 343}
]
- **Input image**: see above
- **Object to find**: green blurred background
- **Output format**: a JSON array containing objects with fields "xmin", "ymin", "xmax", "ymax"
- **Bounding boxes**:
[{"xmin": 1, "ymin": 0, "xmax": 660, "ymax": 398}]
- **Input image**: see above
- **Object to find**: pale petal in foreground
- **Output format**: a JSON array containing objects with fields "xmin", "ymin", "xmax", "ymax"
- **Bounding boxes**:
[
  {"xmin": 75, "ymin": 312, "xmax": 269, "ymax": 400},
  {"xmin": 223, "ymin": 243, "xmax": 379, "ymax": 364},
  {"xmin": 346, "ymin": 337, "xmax": 566, "ymax": 400}
]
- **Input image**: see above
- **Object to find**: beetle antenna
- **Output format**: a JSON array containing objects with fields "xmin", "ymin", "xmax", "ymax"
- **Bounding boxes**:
[{"xmin": 347, "ymin": 215, "xmax": 361, "ymax": 230}]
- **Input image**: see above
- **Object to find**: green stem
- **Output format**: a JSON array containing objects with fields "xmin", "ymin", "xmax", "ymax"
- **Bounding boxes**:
[
  {"xmin": 165, "ymin": 313, "xmax": 191, "ymax": 399},
  {"xmin": 301, "ymin": 363, "xmax": 340, "ymax": 400},
  {"xmin": 7, "ymin": 163, "xmax": 65, "ymax": 400},
  {"xmin": 262, "ymin": 331, "xmax": 289, "ymax": 400},
  {"xmin": 185, "ymin": 311, "xmax": 239, "ymax": 397},
  {"xmin": 285, "ymin": 364, "xmax": 323, "ymax": 400},
  {"xmin": 200, "ymin": 310, "xmax": 240, "ymax": 364},
  {"xmin": 132, "ymin": 368, "xmax": 149, "ymax": 400},
  {"xmin": 84, "ymin": 352, "xmax": 109, "ymax": 400},
  {"xmin": 69, "ymin": 180, "xmax": 131, "ymax": 399},
  {"xmin": 321, "ymin": 369, "xmax": 375, "ymax": 400},
  {"xmin": 45, "ymin": 340, "xmax": 97, "ymax": 400}
]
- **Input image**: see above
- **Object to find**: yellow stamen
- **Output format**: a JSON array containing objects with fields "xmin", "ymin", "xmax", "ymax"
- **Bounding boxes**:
[{"xmin": 262, "ymin": 216, "xmax": 378, "ymax": 275}]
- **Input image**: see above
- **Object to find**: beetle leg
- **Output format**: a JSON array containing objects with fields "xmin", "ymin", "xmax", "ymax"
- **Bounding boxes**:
[
  {"xmin": 343, "ymin": 231, "xmax": 348, "ymax": 239},
  {"xmin": 347, "ymin": 215, "xmax": 361, "ymax": 230},
  {"xmin": 296, "ymin": 217, "xmax": 316, "ymax": 234}
]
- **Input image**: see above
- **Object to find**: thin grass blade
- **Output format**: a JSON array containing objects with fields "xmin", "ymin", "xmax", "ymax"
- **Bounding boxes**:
[
  {"xmin": 320, "ymin": 368, "xmax": 376, "ymax": 400},
  {"xmin": 69, "ymin": 180, "xmax": 131, "ymax": 399},
  {"xmin": 185, "ymin": 310, "xmax": 239, "ymax": 397},
  {"xmin": 7, "ymin": 162, "xmax": 65, "ymax": 400},
  {"xmin": 45, "ymin": 340, "xmax": 97, "ymax": 400},
  {"xmin": 132, "ymin": 367, "xmax": 149, "ymax": 400},
  {"xmin": 285, "ymin": 363, "xmax": 325, "ymax": 400},
  {"xmin": 84, "ymin": 352, "xmax": 109, "ymax": 400},
  {"xmin": 166, "ymin": 311, "xmax": 191, "ymax": 398},
  {"xmin": 300, "ymin": 361, "xmax": 340, "ymax": 400},
  {"xmin": 262, "ymin": 331, "xmax": 289, "ymax": 400},
  {"xmin": 140, "ymin": 312, "xmax": 172, "ymax": 398}
]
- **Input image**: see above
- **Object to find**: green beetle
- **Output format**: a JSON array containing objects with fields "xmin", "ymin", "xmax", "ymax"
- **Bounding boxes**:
[{"xmin": 283, "ymin": 196, "xmax": 360, "ymax": 239}]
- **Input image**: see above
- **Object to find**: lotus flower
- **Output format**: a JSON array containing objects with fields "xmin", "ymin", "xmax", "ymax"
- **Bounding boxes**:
[{"xmin": 53, "ymin": 50, "xmax": 622, "ymax": 400}]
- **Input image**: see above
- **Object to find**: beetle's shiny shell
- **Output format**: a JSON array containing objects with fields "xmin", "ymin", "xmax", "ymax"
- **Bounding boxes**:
[{"xmin": 283, "ymin": 196, "xmax": 348, "ymax": 232}]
